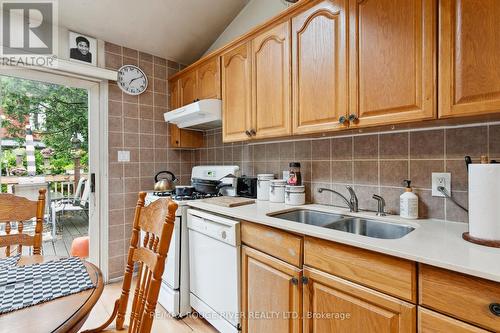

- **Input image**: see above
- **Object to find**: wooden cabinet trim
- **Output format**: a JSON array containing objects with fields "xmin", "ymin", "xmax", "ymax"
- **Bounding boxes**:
[
  {"xmin": 418, "ymin": 307, "xmax": 492, "ymax": 333},
  {"xmin": 241, "ymin": 221, "xmax": 303, "ymax": 267},
  {"xmin": 241, "ymin": 246, "xmax": 302, "ymax": 333},
  {"xmin": 304, "ymin": 266, "xmax": 416, "ymax": 333},
  {"xmin": 304, "ymin": 236, "xmax": 417, "ymax": 302},
  {"xmin": 419, "ymin": 264, "xmax": 500, "ymax": 332}
]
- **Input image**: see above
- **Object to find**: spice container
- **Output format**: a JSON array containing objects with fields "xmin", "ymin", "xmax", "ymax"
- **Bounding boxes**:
[
  {"xmin": 257, "ymin": 174, "xmax": 275, "ymax": 200},
  {"xmin": 287, "ymin": 162, "xmax": 302, "ymax": 186},
  {"xmin": 269, "ymin": 179, "xmax": 287, "ymax": 203},
  {"xmin": 285, "ymin": 185, "xmax": 305, "ymax": 205}
]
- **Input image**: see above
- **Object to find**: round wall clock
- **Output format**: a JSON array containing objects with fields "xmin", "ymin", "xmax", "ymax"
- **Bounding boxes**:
[{"xmin": 117, "ymin": 65, "xmax": 148, "ymax": 95}]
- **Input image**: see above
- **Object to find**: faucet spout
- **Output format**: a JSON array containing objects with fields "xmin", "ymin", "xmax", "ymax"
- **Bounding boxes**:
[{"xmin": 318, "ymin": 187, "xmax": 359, "ymax": 212}]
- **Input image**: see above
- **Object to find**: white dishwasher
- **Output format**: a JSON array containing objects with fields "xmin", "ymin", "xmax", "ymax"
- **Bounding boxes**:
[{"xmin": 187, "ymin": 209, "xmax": 241, "ymax": 333}]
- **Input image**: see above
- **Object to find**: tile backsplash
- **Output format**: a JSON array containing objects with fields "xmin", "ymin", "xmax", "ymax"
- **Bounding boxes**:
[{"xmin": 194, "ymin": 124, "xmax": 500, "ymax": 224}]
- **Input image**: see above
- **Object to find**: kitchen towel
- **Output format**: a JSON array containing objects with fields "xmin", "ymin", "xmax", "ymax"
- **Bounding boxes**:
[{"xmin": 468, "ymin": 164, "xmax": 500, "ymax": 241}]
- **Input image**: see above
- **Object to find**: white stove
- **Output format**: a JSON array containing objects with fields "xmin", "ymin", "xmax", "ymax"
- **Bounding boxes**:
[{"xmin": 145, "ymin": 165, "xmax": 240, "ymax": 318}]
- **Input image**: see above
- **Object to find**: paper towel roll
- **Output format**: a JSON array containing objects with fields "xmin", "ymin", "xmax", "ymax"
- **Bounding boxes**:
[{"xmin": 468, "ymin": 164, "xmax": 500, "ymax": 241}]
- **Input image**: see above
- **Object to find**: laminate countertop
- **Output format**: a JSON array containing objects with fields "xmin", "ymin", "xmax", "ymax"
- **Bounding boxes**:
[{"xmin": 186, "ymin": 200, "xmax": 500, "ymax": 283}]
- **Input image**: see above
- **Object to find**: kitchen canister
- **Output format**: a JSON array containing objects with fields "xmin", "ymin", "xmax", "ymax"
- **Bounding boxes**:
[
  {"xmin": 464, "ymin": 164, "xmax": 500, "ymax": 247},
  {"xmin": 257, "ymin": 174, "xmax": 275, "ymax": 201},
  {"xmin": 285, "ymin": 185, "xmax": 305, "ymax": 206},
  {"xmin": 269, "ymin": 179, "xmax": 287, "ymax": 203}
]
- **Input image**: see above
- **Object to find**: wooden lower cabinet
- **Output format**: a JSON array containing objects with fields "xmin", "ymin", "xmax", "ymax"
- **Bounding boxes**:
[
  {"xmin": 241, "ymin": 245, "xmax": 302, "ymax": 333},
  {"xmin": 303, "ymin": 267, "xmax": 416, "ymax": 333},
  {"xmin": 418, "ymin": 307, "xmax": 491, "ymax": 333}
]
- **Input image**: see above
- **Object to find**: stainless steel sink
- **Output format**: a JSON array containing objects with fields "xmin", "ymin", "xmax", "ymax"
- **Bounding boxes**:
[
  {"xmin": 326, "ymin": 218, "xmax": 415, "ymax": 239},
  {"xmin": 267, "ymin": 209, "xmax": 346, "ymax": 227}
]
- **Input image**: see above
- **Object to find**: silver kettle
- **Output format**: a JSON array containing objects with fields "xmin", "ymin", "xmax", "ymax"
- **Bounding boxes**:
[{"xmin": 154, "ymin": 171, "xmax": 178, "ymax": 192}]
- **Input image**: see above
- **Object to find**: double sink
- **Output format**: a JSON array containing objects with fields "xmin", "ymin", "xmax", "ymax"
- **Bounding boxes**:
[{"xmin": 267, "ymin": 209, "xmax": 415, "ymax": 240}]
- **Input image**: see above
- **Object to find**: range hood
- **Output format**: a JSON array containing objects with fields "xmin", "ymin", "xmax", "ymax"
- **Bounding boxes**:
[{"xmin": 164, "ymin": 99, "xmax": 221, "ymax": 130}]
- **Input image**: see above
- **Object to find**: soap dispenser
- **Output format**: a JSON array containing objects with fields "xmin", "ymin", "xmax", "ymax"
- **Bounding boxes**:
[{"xmin": 400, "ymin": 180, "xmax": 419, "ymax": 219}]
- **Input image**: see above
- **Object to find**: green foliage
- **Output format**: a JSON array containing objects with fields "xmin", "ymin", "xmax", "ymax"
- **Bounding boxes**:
[{"xmin": 0, "ymin": 75, "xmax": 89, "ymax": 175}]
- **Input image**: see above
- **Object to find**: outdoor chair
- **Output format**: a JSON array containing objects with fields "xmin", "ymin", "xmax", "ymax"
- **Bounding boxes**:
[{"xmin": 50, "ymin": 177, "xmax": 90, "ymax": 238}]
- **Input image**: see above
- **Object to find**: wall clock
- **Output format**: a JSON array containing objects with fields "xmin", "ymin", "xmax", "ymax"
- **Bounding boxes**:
[{"xmin": 117, "ymin": 65, "xmax": 148, "ymax": 95}]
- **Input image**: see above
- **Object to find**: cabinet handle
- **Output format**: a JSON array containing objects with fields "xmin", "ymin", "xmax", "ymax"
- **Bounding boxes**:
[
  {"xmin": 245, "ymin": 130, "xmax": 251, "ymax": 137},
  {"xmin": 290, "ymin": 277, "xmax": 299, "ymax": 285},
  {"xmin": 349, "ymin": 114, "xmax": 358, "ymax": 123},
  {"xmin": 301, "ymin": 276, "xmax": 309, "ymax": 285},
  {"xmin": 250, "ymin": 129, "xmax": 256, "ymax": 136},
  {"xmin": 490, "ymin": 303, "xmax": 500, "ymax": 316},
  {"xmin": 339, "ymin": 116, "xmax": 348, "ymax": 125}
]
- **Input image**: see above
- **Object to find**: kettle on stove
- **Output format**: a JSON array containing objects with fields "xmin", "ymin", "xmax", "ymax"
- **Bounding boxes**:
[{"xmin": 154, "ymin": 171, "xmax": 178, "ymax": 192}]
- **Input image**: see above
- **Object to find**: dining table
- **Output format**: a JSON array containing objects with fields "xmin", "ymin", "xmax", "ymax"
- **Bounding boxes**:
[{"xmin": 0, "ymin": 255, "xmax": 103, "ymax": 333}]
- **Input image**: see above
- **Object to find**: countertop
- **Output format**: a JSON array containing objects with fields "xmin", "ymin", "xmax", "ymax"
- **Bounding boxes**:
[{"xmin": 186, "ymin": 200, "xmax": 500, "ymax": 283}]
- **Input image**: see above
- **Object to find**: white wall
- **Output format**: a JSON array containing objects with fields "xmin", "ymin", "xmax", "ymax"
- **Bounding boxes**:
[{"xmin": 204, "ymin": 0, "xmax": 288, "ymax": 55}]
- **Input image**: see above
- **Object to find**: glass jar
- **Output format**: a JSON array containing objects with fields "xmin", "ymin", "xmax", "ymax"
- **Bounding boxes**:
[
  {"xmin": 287, "ymin": 162, "xmax": 302, "ymax": 186},
  {"xmin": 257, "ymin": 174, "xmax": 275, "ymax": 201}
]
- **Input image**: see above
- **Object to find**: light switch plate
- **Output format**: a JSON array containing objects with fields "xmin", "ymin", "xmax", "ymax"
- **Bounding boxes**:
[
  {"xmin": 432, "ymin": 172, "xmax": 451, "ymax": 197},
  {"xmin": 117, "ymin": 150, "xmax": 130, "ymax": 162}
]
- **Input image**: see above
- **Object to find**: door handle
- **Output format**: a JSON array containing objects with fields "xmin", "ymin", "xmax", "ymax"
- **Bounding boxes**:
[{"xmin": 90, "ymin": 173, "xmax": 96, "ymax": 193}]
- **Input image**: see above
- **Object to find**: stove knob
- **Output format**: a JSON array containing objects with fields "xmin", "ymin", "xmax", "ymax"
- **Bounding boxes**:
[{"xmin": 221, "ymin": 231, "xmax": 227, "ymax": 240}]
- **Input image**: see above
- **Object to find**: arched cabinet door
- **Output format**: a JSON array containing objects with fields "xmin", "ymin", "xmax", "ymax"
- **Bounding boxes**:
[
  {"xmin": 349, "ymin": 0, "xmax": 436, "ymax": 128},
  {"xmin": 197, "ymin": 57, "xmax": 220, "ymax": 100},
  {"xmin": 179, "ymin": 70, "xmax": 197, "ymax": 106},
  {"xmin": 292, "ymin": 0, "xmax": 349, "ymax": 134},
  {"xmin": 439, "ymin": 0, "xmax": 500, "ymax": 118},
  {"xmin": 252, "ymin": 21, "xmax": 292, "ymax": 139},
  {"xmin": 221, "ymin": 42, "xmax": 252, "ymax": 142}
]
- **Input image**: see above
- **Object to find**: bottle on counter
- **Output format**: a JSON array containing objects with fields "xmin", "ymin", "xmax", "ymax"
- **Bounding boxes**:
[
  {"xmin": 287, "ymin": 162, "xmax": 302, "ymax": 186},
  {"xmin": 400, "ymin": 180, "xmax": 419, "ymax": 219}
]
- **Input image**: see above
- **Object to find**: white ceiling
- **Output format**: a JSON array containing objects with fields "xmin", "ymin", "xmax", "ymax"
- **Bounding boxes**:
[{"xmin": 58, "ymin": 0, "xmax": 248, "ymax": 65}]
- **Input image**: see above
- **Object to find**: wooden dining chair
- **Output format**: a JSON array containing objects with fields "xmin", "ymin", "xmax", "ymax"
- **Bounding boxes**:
[
  {"xmin": 0, "ymin": 188, "xmax": 46, "ymax": 257},
  {"xmin": 84, "ymin": 192, "xmax": 178, "ymax": 333}
]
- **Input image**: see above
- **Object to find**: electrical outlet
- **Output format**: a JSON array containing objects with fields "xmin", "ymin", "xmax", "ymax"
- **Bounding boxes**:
[{"xmin": 432, "ymin": 172, "xmax": 451, "ymax": 197}]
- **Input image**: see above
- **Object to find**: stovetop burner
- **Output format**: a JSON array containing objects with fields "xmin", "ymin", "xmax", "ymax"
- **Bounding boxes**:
[{"xmin": 172, "ymin": 192, "xmax": 222, "ymax": 201}]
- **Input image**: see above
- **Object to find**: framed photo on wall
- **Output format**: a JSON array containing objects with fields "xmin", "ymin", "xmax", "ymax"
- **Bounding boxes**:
[{"xmin": 68, "ymin": 31, "xmax": 97, "ymax": 66}]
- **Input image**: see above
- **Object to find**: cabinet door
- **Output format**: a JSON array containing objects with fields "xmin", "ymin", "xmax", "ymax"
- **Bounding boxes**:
[
  {"xmin": 221, "ymin": 42, "xmax": 252, "ymax": 142},
  {"xmin": 418, "ymin": 307, "xmax": 490, "ymax": 333},
  {"xmin": 242, "ymin": 246, "xmax": 302, "ymax": 333},
  {"xmin": 292, "ymin": 0, "xmax": 348, "ymax": 134},
  {"xmin": 303, "ymin": 267, "xmax": 416, "ymax": 333},
  {"xmin": 180, "ymin": 70, "xmax": 197, "ymax": 106},
  {"xmin": 349, "ymin": 0, "xmax": 436, "ymax": 127},
  {"xmin": 252, "ymin": 21, "xmax": 291, "ymax": 139},
  {"xmin": 439, "ymin": 0, "xmax": 500, "ymax": 118},
  {"xmin": 196, "ymin": 57, "xmax": 221, "ymax": 100}
]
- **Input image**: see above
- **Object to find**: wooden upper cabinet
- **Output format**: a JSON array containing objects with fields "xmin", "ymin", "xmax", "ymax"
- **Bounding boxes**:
[
  {"xmin": 252, "ymin": 21, "xmax": 292, "ymax": 139},
  {"xmin": 169, "ymin": 79, "xmax": 180, "ymax": 110},
  {"xmin": 179, "ymin": 70, "xmax": 197, "ymax": 106},
  {"xmin": 349, "ymin": 0, "xmax": 436, "ymax": 127},
  {"xmin": 292, "ymin": 0, "xmax": 348, "ymax": 134},
  {"xmin": 196, "ymin": 57, "xmax": 221, "ymax": 100},
  {"xmin": 241, "ymin": 246, "xmax": 302, "ymax": 333},
  {"xmin": 304, "ymin": 267, "xmax": 416, "ymax": 333},
  {"xmin": 221, "ymin": 42, "xmax": 252, "ymax": 142},
  {"xmin": 439, "ymin": 0, "xmax": 500, "ymax": 118}
]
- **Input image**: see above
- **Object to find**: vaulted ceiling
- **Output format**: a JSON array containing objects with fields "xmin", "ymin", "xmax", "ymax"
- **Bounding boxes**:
[{"xmin": 58, "ymin": 0, "xmax": 248, "ymax": 64}]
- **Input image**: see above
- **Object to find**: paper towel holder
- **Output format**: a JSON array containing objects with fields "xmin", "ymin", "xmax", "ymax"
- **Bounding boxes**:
[{"xmin": 462, "ymin": 232, "xmax": 500, "ymax": 248}]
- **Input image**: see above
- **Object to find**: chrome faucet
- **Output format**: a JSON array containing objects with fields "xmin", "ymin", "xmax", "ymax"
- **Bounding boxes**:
[
  {"xmin": 318, "ymin": 186, "xmax": 359, "ymax": 212},
  {"xmin": 372, "ymin": 194, "xmax": 386, "ymax": 216}
]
